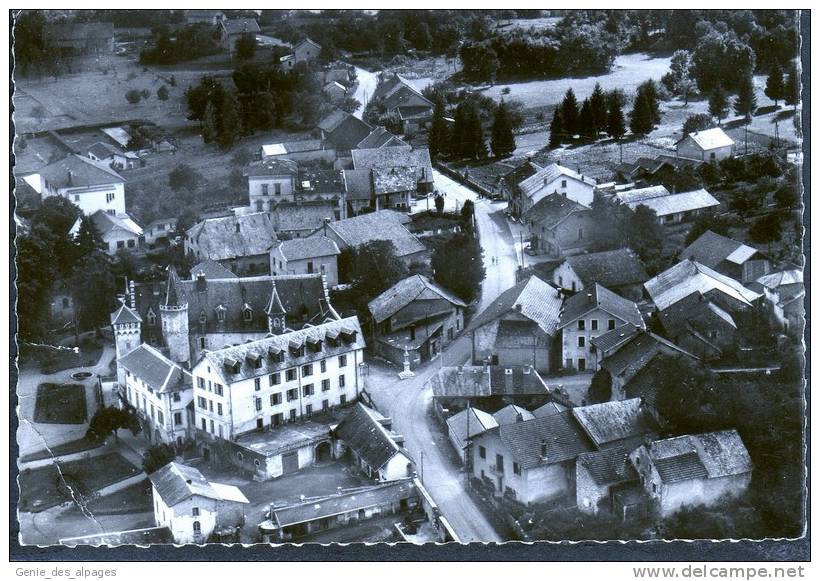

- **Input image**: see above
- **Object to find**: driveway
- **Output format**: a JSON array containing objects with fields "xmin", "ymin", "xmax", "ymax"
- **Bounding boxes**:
[{"xmin": 352, "ymin": 66, "xmax": 379, "ymax": 119}]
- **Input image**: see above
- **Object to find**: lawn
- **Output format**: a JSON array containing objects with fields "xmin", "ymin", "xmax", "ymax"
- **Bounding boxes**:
[
  {"xmin": 34, "ymin": 383, "xmax": 88, "ymax": 424},
  {"xmin": 84, "ymin": 479, "xmax": 153, "ymax": 515},
  {"xmin": 19, "ymin": 436, "xmax": 103, "ymax": 462},
  {"xmin": 18, "ymin": 452, "xmax": 142, "ymax": 513},
  {"xmin": 19, "ymin": 338, "xmax": 104, "ymax": 374}
]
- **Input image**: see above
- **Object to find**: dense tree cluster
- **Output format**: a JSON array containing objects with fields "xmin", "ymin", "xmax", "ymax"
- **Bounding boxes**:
[
  {"xmin": 549, "ymin": 85, "xmax": 627, "ymax": 146},
  {"xmin": 139, "ymin": 23, "xmax": 222, "ymax": 65},
  {"xmin": 429, "ymin": 232, "xmax": 485, "ymax": 304}
]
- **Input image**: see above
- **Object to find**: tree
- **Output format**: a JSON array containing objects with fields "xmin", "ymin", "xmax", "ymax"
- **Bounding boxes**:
[
  {"xmin": 549, "ymin": 108, "xmax": 565, "ymax": 148},
  {"xmin": 428, "ymin": 96, "xmax": 450, "ymax": 160},
  {"xmin": 87, "ymin": 406, "xmax": 140, "ymax": 442},
  {"xmin": 773, "ymin": 183, "xmax": 799, "ymax": 209},
  {"xmin": 589, "ymin": 82, "xmax": 609, "ymax": 135},
  {"xmin": 430, "ymin": 233, "xmax": 485, "ymax": 303},
  {"xmin": 587, "ymin": 369, "xmax": 613, "ymax": 404},
  {"xmin": 14, "ymin": 10, "xmax": 60, "ymax": 76},
  {"xmin": 338, "ymin": 240, "xmax": 408, "ymax": 299},
  {"xmin": 692, "ymin": 27, "xmax": 756, "ymax": 93},
  {"xmin": 434, "ymin": 194, "xmax": 445, "ymax": 214},
  {"xmin": 668, "ymin": 49, "xmax": 697, "ymax": 104},
  {"xmin": 143, "ymin": 443, "xmax": 177, "ymax": 474},
  {"xmin": 125, "ymin": 89, "xmax": 142, "ymax": 105},
  {"xmin": 624, "ymin": 205, "xmax": 664, "ymax": 271},
  {"xmin": 629, "ymin": 90, "xmax": 654, "ymax": 136},
  {"xmin": 578, "ymin": 98, "xmax": 596, "ymax": 140},
  {"xmin": 560, "ymin": 88, "xmax": 580, "ymax": 137},
  {"xmin": 734, "ymin": 74, "xmax": 758, "ymax": 122},
  {"xmin": 490, "ymin": 100, "xmax": 516, "ymax": 157},
  {"xmin": 16, "ymin": 225, "xmax": 59, "ymax": 340},
  {"xmin": 764, "ymin": 63, "xmax": 784, "ymax": 106},
  {"xmin": 453, "ymin": 101, "xmax": 485, "ymax": 160},
  {"xmin": 682, "ymin": 113, "xmax": 716, "ymax": 136},
  {"xmin": 68, "ymin": 252, "xmax": 116, "ymax": 331},
  {"xmin": 748, "ymin": 212, "xmax": 783, "ymax": 249},
  {"xmin": 708, "ymin": 82, "xmax": 729, "ymax": 124},
  {"xmin": 157, "ymin": 85, "xmax": 169, "ymax": 101},
  {"xmin": 74, "ymin": 215, "xmax": 105, "ymax": 258},
  {"xmin": 783, "ymin": 65, "xmax": 799, "ymax": 108},
  {"xmin": 169, "ymin": 164, "xmax": 201, "ymax": 191},
  {"xmin": 606, "ymin": 96, "xmax": 626, "ymax": 139},
  {"xmin": 460, "ymin": 199, "xmax": 475, "ymax": 231},
  {"xmin": 235, "ymin": 33, "xmax": 256, "ymax": 60}
]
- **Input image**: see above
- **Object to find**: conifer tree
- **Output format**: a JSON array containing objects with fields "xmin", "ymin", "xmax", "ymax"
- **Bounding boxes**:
[
  {"xmin": 708, "ymin": 82, "xmax": 729, "ymax": 124},
  {"xmin": 784, "ymin": 65, "xmax": 799, "ymax": 108},
  {"xmin": 734, "ymin": 74, "xmax": 758, "ymax": 122},
  {"xmin": 589, "ymin": 82, "xmax": 608, "ymax": 135},
  {"xmin": 606, "ymin": 97, "xmax": 626, "ymax": 139},
  {"xmin": 428, "ymin": 96, "xmax": 450, "ymax": 159},
  {"xmin": 560, "ymin": 88, "xmax": 580, "ymax": 137},
  {"xmin": 764, "ymin": 63, "xmax": 784, "ymax": 106},
  {"xmin": 490, "ymin": 100, "xmax": 516, "ymax": 157},
  {"xmin": 579, "ymin": 98, "xmax": 596, "ymax": 140},
  {"xmin": 549, "ymin": 108, "xmax": 565, "ymax": 148},
  {"xmin": 629, "ymin": 91, "xmax": 653, "ymax": 136}
]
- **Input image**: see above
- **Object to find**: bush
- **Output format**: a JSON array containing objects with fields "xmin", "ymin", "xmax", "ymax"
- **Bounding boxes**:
[
  {"xmin": 168, "ymin": 164, "xmax": 202, "ymax": 191},
  {"xmin": 157, "ymin": 85, "xmax": 169, "ymax": 100},
  {"xmin": 140, "ymin": 89, "xmax": 151, "ymax": 99},
  {"xmin": 125, "ymin": 89, "xmax": 142, "ymax": 104}
]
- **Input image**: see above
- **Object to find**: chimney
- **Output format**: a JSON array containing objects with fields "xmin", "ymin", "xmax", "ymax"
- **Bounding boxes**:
[
  {"xmin": 505, "ymin": 368, "xmax": 513, "ymax": 392},
  {"xmin": 540, "ymin": 439, "xmax": 548, "ymax": 459},
  {"xmin": 457, "ymin": 365, "xmax": 463, "ymax": 375},
  {"xmin": 523, "ymin": 365, "xmax": 531, "ymax": 375},
  {"xmin": 409, "ymin": 326, "xmax": 416, "ymax": 341},
  {"xmin": 196, "ymin": 272, "xmax": 207, "ymax": 292},
  {"xmin": 516, "ymin": 412, "xmax": 523, "ymax": 422},
  {"xmin": 587, "ymin": 292, "xmax": 593, "ymax": 304},
  {"xmin": 236, "ymin": 222, "xmax": 241, "ymax": 233},
  {"xmin": 67, "ymin": 170, "xmax": 73, "ymax": 186}
]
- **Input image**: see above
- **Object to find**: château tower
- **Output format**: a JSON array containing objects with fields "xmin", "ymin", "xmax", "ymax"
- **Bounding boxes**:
[
  {"xmin": 110, "ymin": 302, "xmax": 142, "ymax": 386},
  {"xmin": 265, "ymin": 280, "xmax": 287, "ymax": 334},
  {"xmin": 160, "ymin": 266, "xmax": 190, "ymax": 365}
]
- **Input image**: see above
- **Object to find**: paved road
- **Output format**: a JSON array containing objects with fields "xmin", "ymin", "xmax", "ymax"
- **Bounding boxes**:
[
  {"xmin": 366, "ymin": 170, "xmax": 523, "ymax": 543},
  {"xmin": 352, "ymin": 66, "xmax": 379, "ymax": 120}
]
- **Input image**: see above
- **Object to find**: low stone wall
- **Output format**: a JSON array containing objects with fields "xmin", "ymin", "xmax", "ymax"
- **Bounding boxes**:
[{"xmin": 412, "ymin": 477, "xmax": 461, "ymax": 543}]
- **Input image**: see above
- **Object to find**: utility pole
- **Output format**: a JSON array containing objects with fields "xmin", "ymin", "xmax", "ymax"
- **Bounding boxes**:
[
  {"xmin": 519, "ymin": 231, "xmax": 525, "ymax": 268},
  {"xmin": 745, "ymin": 125, "xmax": 749, "ymax": 156},
  {"xmin": 619, "ymin": 141, "xmax": 623, "ymax": 164}
]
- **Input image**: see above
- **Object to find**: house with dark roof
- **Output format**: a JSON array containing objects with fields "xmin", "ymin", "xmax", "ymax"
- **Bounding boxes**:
[
  {"xmin": 629, "ymin": 430, "xmax": 752, "ymax": 517},
  {"xmin": 334, "ymin": 403, "xmax": 414, "ymax": 481},
  {"xmin": 571, "ymin": 398, "xmax": 659, "ymax": 450},
  {"xmin": 676, "ymin": 127, "xmax": 735, "ymax": 162},
  {"xmin": 47, "ymin": 21, "xmax": 115, "ymax": 54},
  {"xmin": 594, "ymin": 328, "xmax": 698, "ymax": 397},
  {"xmin": 558, "ymin": 283, "xmax": 644, "ymax": 372},
  {"xmin": 219, "ymin": 17, "xmax": 260, "ymax": 54},
  {"xmin": 270, "ymin": 200, "xmax": 339, "ymax": 239},
  {"xmin": 522, "ymin": 193, "xmax": 596, "ymax": 258},
  {"xmin": 22, "ymin": 154, "xmax": 126, "ymax": 217},
  {"xmin": 750, "ymin": 269, "xmax": 805, "ymax": 339},
  {"xmin": 576, "ymin": 444, "xmax": 639, "ymax": 516},
  {"xmin": 616, "ymin": 186, "xmax": 720, "ymax": 225},
  {"xmin": 492, "ymin": 404, "xmax": 535, "ymax": 425},
  {"xmin": 244, "ymin": 158, "xmax": 299, "ymax": 213},
  {"xmin": 69, "ymin": 210, "xmax": 143, "ymax": 255},
  {"xmin": 497, "ymin": 159, "xmax": 542, "ymax": 205},
  {"xmin": 680, "ymin": 230, "xmax": 768, "ymax": 283},
  {"xmin": 656, "ymin": 291, "xmax": 740, "ymax": 361},
  {"xmin": 350, "ymin": 147, "xmax": 434, "ymax": 212},
  {"xmin": 468, "ymin": 410, "xmax": 595, "ymax": 504},
  {"xmin": 510, "ymin": 163, "xmax": 597, "ymax": 218},
  {"xmin": 271, "ymin": 235, "xmax": 341, "ymax": 286},
  {"xmin": 367, "ymin": 275, "xmax": 466, "ymax": 369},
  {"xmin": 323, "ymin": 113, "xmax": 373, "ymax": 154},
  {"xmin": 371, "ymin": 73, "xmax": 435, "ymax": 133},
  {"xmin": 280, "ymin": 38, "xmax": 322, "ymax": 70},
  {"xmin": 430, "ymin": 365, "xmax": 552, "ymax": 414},
  {"xmin": 122, "ymin": 267, "xmax": 336, "ymax": 365},
  {"xmin": 469, "ymin": 276, "xmax": 564, "ymax": 373},
  {"xmin": 87, "ymin": 141, "xmax": 138, "ymax": 170},
  {"xmin": 446, "ymin": 407, "xmax": 498, "ymax": 463},
  {"xmin": 185, "ymin": 212, "xmax": 278, "ymax": 276},
  {"xmin": 552, "ymin": 248, "xmax": 649, "ymax": 301},
  {"xmin": 312, "ymin": 210, "xmax": 429, "ymax": 267},
  {"xmin": 356, "ymin": 126, "xmax": 409, "ymax": 150},
  {"xmin": 149, "ymin": 462, "xmax": 248, "ymax": 544},
  {"xmin": 191, "ymin": 316, "xmax": 364, "ymax": 441},
  {"xmin": 143, "ymin": 217, "xmax": 178, "ymax": 248},
  {"xmin": 118, "ymin": 343, "xmax": 193, "ymax": 445}
]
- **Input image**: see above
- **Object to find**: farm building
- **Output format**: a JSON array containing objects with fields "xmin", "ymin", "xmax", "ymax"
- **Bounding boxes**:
[{"xmin": 676, "ymin": 127, "xmax": 735, "ymax": 162}]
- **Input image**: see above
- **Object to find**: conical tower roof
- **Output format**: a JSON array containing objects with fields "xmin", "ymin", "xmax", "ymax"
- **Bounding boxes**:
[
  {"xmin": 164, "ymin": 265, "xmax": 183, "ymax": 308},
  {"xmin": 265, "ymin": 280, "xmax": 286, "ymax": 316}
]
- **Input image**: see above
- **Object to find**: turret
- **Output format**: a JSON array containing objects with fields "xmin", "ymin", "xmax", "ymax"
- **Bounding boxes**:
[
  {"xmin": 160, "ymin": 266, "xmax": 190, "ymax": 365},
  {"xmin": 265, "ymin": 280, "xmax": 287, "ymax": 334},
  {"xmin": 110, "ymin": 301, "xmax": 142, "ymax": 387}
]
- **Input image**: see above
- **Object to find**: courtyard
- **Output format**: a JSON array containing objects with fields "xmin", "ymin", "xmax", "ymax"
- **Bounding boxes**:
[{"xmin": 34, "ymin": 383, "xmax": 87, "ymax": 424}]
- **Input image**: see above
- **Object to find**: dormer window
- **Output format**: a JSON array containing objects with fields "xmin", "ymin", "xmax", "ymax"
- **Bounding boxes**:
[
  {"xmin": 146, "ymin": 309, "xmax": 156, "ymax": 326},
  {"xmin": 243, "ymin": 306, "xmax": 253, "ymax": 322},
  {"xmin": 216, "ymin": 305, "xmax": 226, "ymax": 322},
  {"xmin": 307, "ymin": 337, "xmax": 323, "ymax": 353},
  {"xmin": 247, "ymin": 352, "xmax": 263, "ymax": 369},
  {"xmin": 199, "ymin": 311, "xmax": 207, "ymax": 324}
]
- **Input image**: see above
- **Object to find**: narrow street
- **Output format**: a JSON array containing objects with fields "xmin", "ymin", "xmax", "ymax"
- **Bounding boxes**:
[
  {"xmin": 352, "ymin": 66, "xmax": 379, "ymax": 120},
  {"xmin": 365, "ymin": 170, "xmax": 522, "ymax": 543}
]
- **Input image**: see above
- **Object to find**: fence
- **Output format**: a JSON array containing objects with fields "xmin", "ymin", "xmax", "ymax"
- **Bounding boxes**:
[{"xmin": 434, "ymin": 161, "xmax": 497, "ymax": 199}]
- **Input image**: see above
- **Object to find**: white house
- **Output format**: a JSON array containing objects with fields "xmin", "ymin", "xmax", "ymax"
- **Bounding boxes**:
[
  {"xmin": 87, "ymin": 141, "xmax": 138, "ymax": 170},
  {"xmin": 149, "ymin": 462, "xmax": 249, "ymax": 544},
  {"xmin": 190, "ymin": 317, "xmax": 365, "ymax": 440},
  {"xmin": 244, "ymin": 158, "xmax": 298, "ymax": 213},
  {"xmin": 616, "ymin": 185, "xmax": 721, "ymax": 225},
  {"xmin": 270, "ymin": 235, "xmax": 341, "ymax": 287},
  {"xmin": 676, "ymin": 127, "xmax": 735, "ymax": 162},
  {"xmin": 23, "ymin": 154, "xmax": 126, "ymax": 216},
  {"xmin": 511, "ymin": 163, "xmax": 597, "ymax": 217},
  {"xmin": 118, "ymin": 343, "xmax": 193, "ymax": 446},
  {"xmin": 69, "ymin": 210, "xmax": 143, "ymax": 255}
]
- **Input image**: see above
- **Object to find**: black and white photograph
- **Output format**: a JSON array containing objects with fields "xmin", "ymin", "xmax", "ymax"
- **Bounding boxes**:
[{"xmin": 9, "ymin": 5, "xmax": 808, "ymax": 562}]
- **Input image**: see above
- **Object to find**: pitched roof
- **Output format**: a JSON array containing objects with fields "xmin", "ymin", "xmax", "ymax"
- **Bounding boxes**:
[
  {"xmin": 755, "ymin": 269, "xmax": 804, "ymax": 290},
  {"xmin": 644, "ymin": 259, "xmax": 761, "ymax": 311},
  {"xmin": 271, "ymin": 201, "xmax": 337, "ymax": 233},
  {"xmin": 446, "ymin": 407, "xmax": 498, "ymax": 445},
  {"xmin": 368, "ymin": 275, "xmax": 466, "ymax": 323},
  {"xmin": 351, "ymin": 147, "xmax": 431, "ymax": 177},
  {"xmin": 469, "ymin": 276, "xmax": 563, "ymax": 337},
  {"xmin": 317, "ymin": 109, "xmax": 349, "ymax": 133},
  {"xmin": 88, "ymin": 141, "xmax": 122, "ymax": 159},
  {"xmin": 577, "ymin": 444, "xmax": 636, "ymax": 485},
  {"xmin": 503, "ymin": 159, "xmax": 542, "ymax": 186},
  {"xmin": 600, "ymin": 330, "xmax": 696, "ymax": 380},
  {"xmin": 110, "ymin": 303, "xmax": 142, "ymax": 325},
  {"xmin": 372, "ymin": 75, "xmax": 434, "ymax": 112},
  {"xmin": 558, "ymin": 283, "xmax": 643, "ymax": 329},
  {"xmin": 518, "ymin": 163, "xmax": 596, "ymax": 197},
  {"xmin": 201, "ymin": 317, "xmax": 363, "ymax": 383},
  {"xmin": 356, "ymin": 127, "xmax": 409, "ymax": 149},
  {"xmin": 277, "ymin": 235, "xmax": 340, "ymax": 261},
  {"xmin": 342, "ymin": 169, "xmax": 374, "ymax": 201},
  {"xmin": 272, "ymin": 480, "xmax": 414, "ymax": 529},
  {"xmin": 493, "ymin": 404, "xmax": 535, "ymax": 425},
  {"xmin": 644, "ymin": 430, "xmax": 752, "ymax": 484},
  {"xmin": 684, "ymin": 127, "xmax": 735, "ymax": 151},
  {"xmin": 190, "ymin": 260, "xmax": 238, "ymax": 280},
  {"xmin": 85, "ymin": 210, "xmax": 143, "ymax": 237},
  {"xmin": 658, "ymin": 292, "xmax": 737, "ymax": 339},
  {"xmin": 221, "ymin": 17, "xmax": 260, "ymax": 36},
  {"xmin": 532, "ymin": 401, "xmax": 568, "ymax": 418},
  {"xmin": 187, "ymin": 212, "xmax": 278, "ymax": 261},
  {"xmin": 589, "ymin": 323, "xmax": 642, "ymax": 354},
  {"xmin": 118, "ymin": 344, "xmax": 191, "ymax": 393},
  {"xmin": 572, "ymin": 398, "xmax": 658, "ymax": 447},
  {"xmin": 32, "ymin": 154, "xmax": 124, "ymax": 189},
  {"xmin": 619, "ymin": 188, "xmax": 720, "ymax": 217},
  {"xmin": 522, "ymin": 193, "xmax": 589, "ymax": 229},
  {"xmin": 295, "ymin": 37, "xmax": 322, "ymax": 51},
  {"xmin": 563, "ymin": 248, "xmax": 649, "ymax": 289},
  {"xmin": 322, "ymin": 210, "xmax": 425, "ymax": 258},
  {"xmin": 324, "ymin": 114, "xmax": 373, "ymax": 151},
  {"xmin": 430, "ymin": 366, "xmax": 549, "ymax": 398},
  {"xmin": 615, "ymin": 185, "xmax": 671, "ymax": 204},
  {"xmin": 149, "ymin": 463, "xmax": 248, "ymax": 508},
  {"xmin": 333, "ymin": 403, "xmax": 407, "ymax": 470},
  {"xmin": 244, "ymin": 158, "xmax": 299, "ymax": 177},
  {"xmin": 261, "ymin": 139, "xmax": 324, "ymax": 157},
  {"xmin": 491, "ymin": 411, "xmax": 595, "ymax": 469},
  {"xmin": 681, "ymin": 230, "xmax": 761, "ymax": 270}
]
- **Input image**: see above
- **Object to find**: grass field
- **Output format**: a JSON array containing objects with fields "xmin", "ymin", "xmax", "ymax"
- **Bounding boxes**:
[
  {"xmin": 34, "ymin": 383, "xmax": 88, "ymax": 424},
  {"xmin": 18, "ymin": 452, "xmax": 141, "ymax": 513},
  {"xmin": 20, "ymin": 436, "xmax": 103, "ymax": 463}
]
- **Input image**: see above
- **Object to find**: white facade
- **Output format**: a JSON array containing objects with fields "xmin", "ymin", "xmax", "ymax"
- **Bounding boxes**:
[
  {"xmin": 561, "ymin": 308, "xmax": 633, "ymax": 372},
  {"xmin": 153, "ymin": 488, "xmax": 218, "ymax": 545},
  {"xmin": 191, "ymin": 346, "xmax": 363, "ymax": 440},
  {"xmin": 526, "ymin": 175, "xmax": 595, "ymax": 211},
  {"xmin": 248, "ymin": 175, "xmax": 295, "ymax": 212},
  {"xmin": 270, "ymin": 247, "xmax": 340, "ymax": 287},
  {"xmin": 123, "ymin": 370, "xmax": 192, "ymax": 445},
  {"xmin": 25, "ymin": 173, "xmax": 126, "ymax": 217}
]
